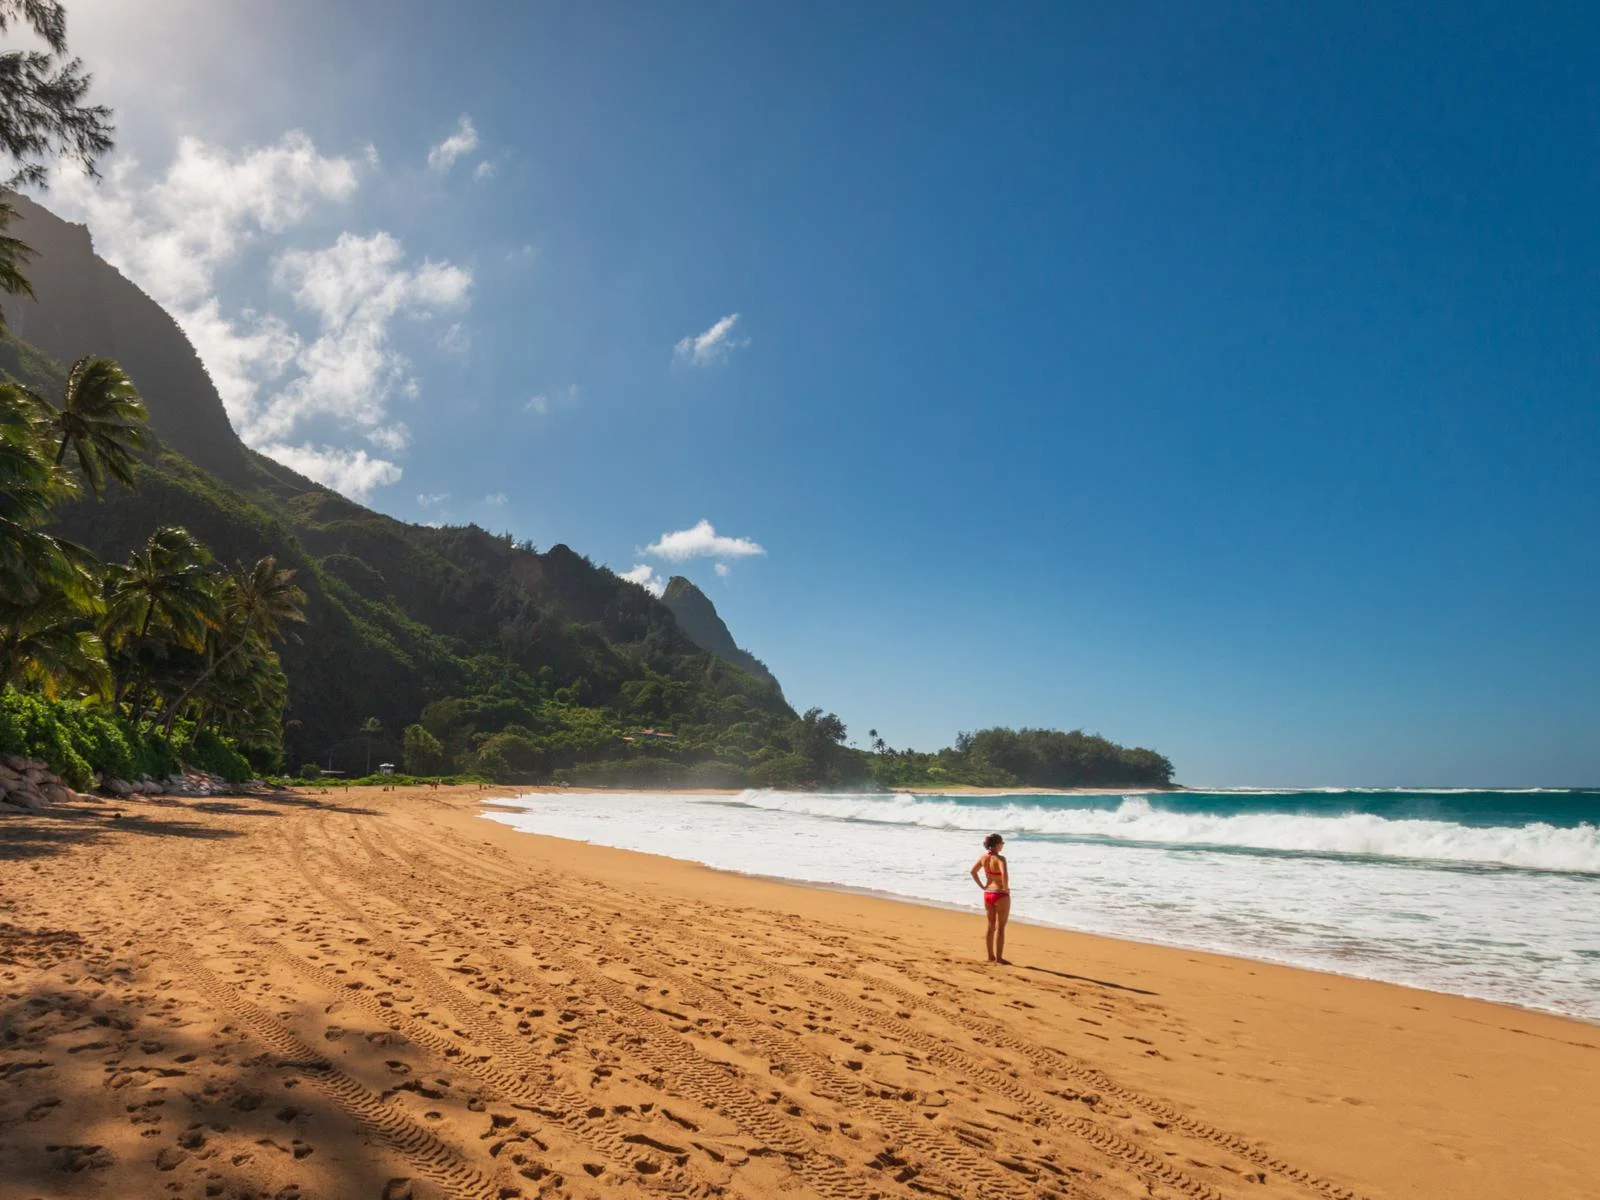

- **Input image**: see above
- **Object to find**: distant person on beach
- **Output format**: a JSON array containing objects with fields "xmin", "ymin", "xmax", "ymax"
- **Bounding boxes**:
[{"xmin": 970, "ymin": 833, "xmax": 1011, "ymax": 964}]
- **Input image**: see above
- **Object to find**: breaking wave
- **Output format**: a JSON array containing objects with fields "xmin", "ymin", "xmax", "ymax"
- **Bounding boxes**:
[{"xmin": 716, "ymin": 790, "xmax": 1600, "ymax": 874}]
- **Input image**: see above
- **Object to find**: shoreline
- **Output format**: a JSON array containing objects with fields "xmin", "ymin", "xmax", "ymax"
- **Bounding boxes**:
[
  {"xmin": 523, "ymin": 835, "xmax": 1600, "ymax": 1028},
  {"xmin": 508, "ymin": 783, "xmax": 1153, "ymax": 796},
  {"xmin": 486, "ymin": 790, "xmax": 1600, "ymax": 1024},
  {"xmin": 3, "ymin": 782, "xmax": 1595, "ymax": 1200}
]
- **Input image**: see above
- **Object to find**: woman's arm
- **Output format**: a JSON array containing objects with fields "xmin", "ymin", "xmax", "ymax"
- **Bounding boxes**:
[
  {"xmin": 998, "ymin": 854, "xmax": 1010, "ymax": 891},
  {"xmin": 970, "ymin": 858, "xmax": 986, "ymax": 889}
]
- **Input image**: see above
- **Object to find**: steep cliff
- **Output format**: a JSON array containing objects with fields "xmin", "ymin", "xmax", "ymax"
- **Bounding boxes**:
[
  {"xmin": 661, "ymin": 576, "xmax": 782, "ymax": 696},
  {"xmin": 2, "ymin": 192, "xmax": 266, "ymax": 487}
]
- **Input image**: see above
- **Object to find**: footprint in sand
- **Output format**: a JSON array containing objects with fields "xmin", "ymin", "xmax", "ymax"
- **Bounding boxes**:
[{"xmin": 49, "ymin": 1143, "xmax": 115, "ymax": 1172}]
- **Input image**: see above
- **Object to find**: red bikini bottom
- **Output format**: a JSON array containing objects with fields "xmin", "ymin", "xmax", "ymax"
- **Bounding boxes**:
[{"xmin": 984, "ymin": 891, "xmax": 1009, "ymax": 909}]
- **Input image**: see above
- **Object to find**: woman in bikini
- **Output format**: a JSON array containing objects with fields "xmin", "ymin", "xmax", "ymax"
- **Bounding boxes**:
[{"xmin": 969, "ymin": 833, "xmax": 1011, "ymax": 964}]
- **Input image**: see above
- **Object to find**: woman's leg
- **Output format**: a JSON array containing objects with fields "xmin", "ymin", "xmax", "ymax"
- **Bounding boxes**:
[
  {"xmin": 985, "ymin": 905, "xmax": 998, "ymax": 961},
  {"xmin": 994, "ymin": 895, "xmax": 1011, "ymax": 964}
]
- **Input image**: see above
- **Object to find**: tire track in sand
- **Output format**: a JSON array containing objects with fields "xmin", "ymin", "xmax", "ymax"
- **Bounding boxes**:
[
  {"xmin": 717, "ymin": 916, "xmax": 1369, "ymax": 1200},
  {"xmin": 327, "ymin": 816, "xmax": 966, "ymax": 1200},
  {"xmin": 363, "ymin": 819, "xmax": 1118, "ymax": 1200},
  {"xmin": 279, "ymin": 816, "xmax": 731, "ymax": 1194},
  {"xmin": 409, "ymin": 817, "xmax": 1360, "ymax": 1200},
  {"xmin": 154, "ymin": 940, "xmax": 500, "ymax": 1200}
]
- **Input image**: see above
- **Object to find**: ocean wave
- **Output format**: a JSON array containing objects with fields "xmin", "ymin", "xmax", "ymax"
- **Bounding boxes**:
[{"xmin": 717, "ymin": 791, "xmax": 1600, "ymax": 874}]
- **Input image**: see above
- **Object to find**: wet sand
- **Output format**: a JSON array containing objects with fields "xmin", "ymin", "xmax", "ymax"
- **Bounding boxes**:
[{"xmin": 1, "ymin": 783, "xmax": 1594, "ymax": 1199}]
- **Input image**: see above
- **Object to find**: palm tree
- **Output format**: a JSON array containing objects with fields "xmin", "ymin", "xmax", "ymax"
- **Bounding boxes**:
[
  {"xmin": 361, "ymin": 716, "xmax": 383, "ymax": 775},
  {"xmin": 0, "ymin": 592, "xmax": 109, "ymax": 699},
  {"xmin": 102, "ymin": 527, "xmax": 219, "ymax": 721},
  {"xmin": 0, "ymin": 384, "xmax": 111, "ymax": 701},
  {"xmin": 161, "ymin": 555, "xmax": 306, "ymax": 736},
  {"xmin": 0, "ymin": 383, "xmax": 85, "ymax": 608},
  {"xmin": 25, "ymin": 356, "xmax": 148, "ymax": 498},
  {"xmin": 0, "ymin": 200, "xmax": 35, "ymax": 306}
]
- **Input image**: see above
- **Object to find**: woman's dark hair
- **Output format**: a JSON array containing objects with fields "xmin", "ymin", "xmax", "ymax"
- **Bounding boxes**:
[{"xmin": 984, "ymin": 833, "xmax": 1004, "ymax": 851}]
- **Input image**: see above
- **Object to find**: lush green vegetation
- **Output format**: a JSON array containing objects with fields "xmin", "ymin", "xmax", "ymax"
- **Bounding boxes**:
[
  {"xmin": 859, "ymin": 726, "xmax": 1174, "ymax": 790},
  {"xmin": 0, "ymin": 331, "xmax": 811, "ymax": 785},
  {"xmin": 0, "ymin": 358, "xmax": 300, "ymax": 784}
]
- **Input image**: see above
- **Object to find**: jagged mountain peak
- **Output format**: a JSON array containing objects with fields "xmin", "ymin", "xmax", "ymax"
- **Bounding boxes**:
[{"xmin": 660, "ymin": 576, "xmax": 782, "ymax": 696}]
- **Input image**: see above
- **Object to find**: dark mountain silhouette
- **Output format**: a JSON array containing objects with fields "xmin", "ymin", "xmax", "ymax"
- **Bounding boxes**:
[
  {"xmin": 2, "ymin": 192, "xmax": 262, "ymax": 486},
  {"xmin": 661, "ymin": 576, "xmax": 782, "ymax": 695}
]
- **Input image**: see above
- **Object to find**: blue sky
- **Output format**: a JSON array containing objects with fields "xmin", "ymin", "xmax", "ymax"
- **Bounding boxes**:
[{"xmin": 38, "ymin": 1, "xmax": 1600, "ymax": 785}]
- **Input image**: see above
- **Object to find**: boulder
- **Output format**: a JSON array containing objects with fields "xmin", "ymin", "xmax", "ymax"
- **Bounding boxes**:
[
  {"xmin": 103, "ymin": 778, "xmax": 133, "ymax": 797},
  {"xmin": 39, "ymin": 782, "xmax": 74, "ymax": 805},
  {"xmin": 1, "ymin": 753, "xmax": 27, "ymax": 773},
  {"xmin": 8, "ymin": 785, "xmax": 45, "ymax": 809}
]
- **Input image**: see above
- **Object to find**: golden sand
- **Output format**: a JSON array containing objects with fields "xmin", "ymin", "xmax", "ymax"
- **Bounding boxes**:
[{"xmin": 1, "ymin": 784, "xmax": 1595, "ymax": 1199}]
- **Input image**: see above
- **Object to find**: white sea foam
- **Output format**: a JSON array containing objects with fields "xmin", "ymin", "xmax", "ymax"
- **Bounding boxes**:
[
  {"xmin": 482, "ymin": 789, "xmax": 1600, "ymax": 1021},
  {"xmin": 708, "ymin": 791, "xmax": 1600, "ymax": 873}
]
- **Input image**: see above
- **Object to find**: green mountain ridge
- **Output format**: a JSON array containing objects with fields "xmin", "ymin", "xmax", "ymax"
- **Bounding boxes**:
[{"xmin": 0, "ymin": 193, "xmax": 794, "ymax": 776}]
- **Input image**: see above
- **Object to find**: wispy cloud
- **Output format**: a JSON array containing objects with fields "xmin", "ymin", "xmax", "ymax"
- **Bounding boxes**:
[
  {"xmin": 673, "ymin": 312, "xmax": 749, "ymax": 367},
  {"xmin": 427, "ymin": 114, "xmax": 478, "ymax": 172},
  {"xmin": 644, "ymin": 519, "xmax": 765, "ymax": 561},
  {"xmin": 417, "ymin": 492, "xmax": 448, "ymax": 509},
  {"xmin": 526, "ymin": 383, "xmax": 579, "ymax": 418},
  {"xmin": 620, "ymin": 563, "xmax": 667, "ymax": 598},
  {"xmin": 472, "ymin": 159, "xmax": 496, "ymax": 182},
  {"xmin": 439, "ymin": 322, "xmax": 469, "ymax": 355},
  {"xmin": 714, "ymin": 562, "xmax": 731, "ymax": 578},
  {"xmin": 484, "ymin": 492, "xmax": 507, "ymax": 507}
]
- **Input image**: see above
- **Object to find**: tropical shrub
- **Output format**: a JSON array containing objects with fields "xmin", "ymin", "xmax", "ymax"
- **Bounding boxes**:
[
  {"xmin": 0, "ymin": 689, "xmax": 186, "ymax": 787},
  {"xmin": 401, "ymin": 723, "xmax": 447, "ymax": 775}
]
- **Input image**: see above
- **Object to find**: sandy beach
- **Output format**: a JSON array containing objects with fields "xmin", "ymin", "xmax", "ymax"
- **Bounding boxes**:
[{"xmin": 2, "ymin": 785, "xmax": 1595, "ymax": 1200}]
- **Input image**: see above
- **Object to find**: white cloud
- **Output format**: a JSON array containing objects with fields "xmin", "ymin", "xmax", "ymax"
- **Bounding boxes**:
[
  {"xmin": 258, "ymin": 443, "xmax": 401, "ymax": 500},
  {"xmin": 673, "ymin": 312, "xmax": 749, "ymax": 367},
  {"xmin": 714, "ymin": 562, "xmax": 731, "ymax": 578},
  {"xmin": 439, "ymin": 321, "xmax": 469, "ymax": 355},
  {"xmin": 427, "ymin": 115, "xmax": 478, "ymax": 172},
  {"xmin": 526, "ymin": 383, "xmax": 579, "ymax": 418},
  {"xmin": 417, "ymin": 492, "xmax": 448, "ymax": 509},
  {"xmin": 621, "ymin": 563, "xmax": 667, "ymax": 598},
  {"xmin": 644, "ymin": 519, "xmax": 765, "ymax": 562},
  {"xmin": 484, "ymin": 492, "xmax": 507, "ymax": 507},
  {"xmin": 244, "ymin": 231, "xmax": 471, "ymax": 452},
  {"xmin": 472, "ymin": 160, "xmax": 496, "ymax": 181},
  {"xmin": 505, "ymin": 243, "xmax": 536, "ymax": 264},
  {"xmin": 45, "ymin": 130, "xmax": 473, "ymax": 502},
  {"xmin": 51, "ymin": 133, "xmax": 359, "ymax": 310}
]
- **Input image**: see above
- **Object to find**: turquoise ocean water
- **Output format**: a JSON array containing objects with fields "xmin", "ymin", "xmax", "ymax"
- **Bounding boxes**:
[{"xmin": 483, "ymin": 787, "xmax": 1600, "ymax": 1021}]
